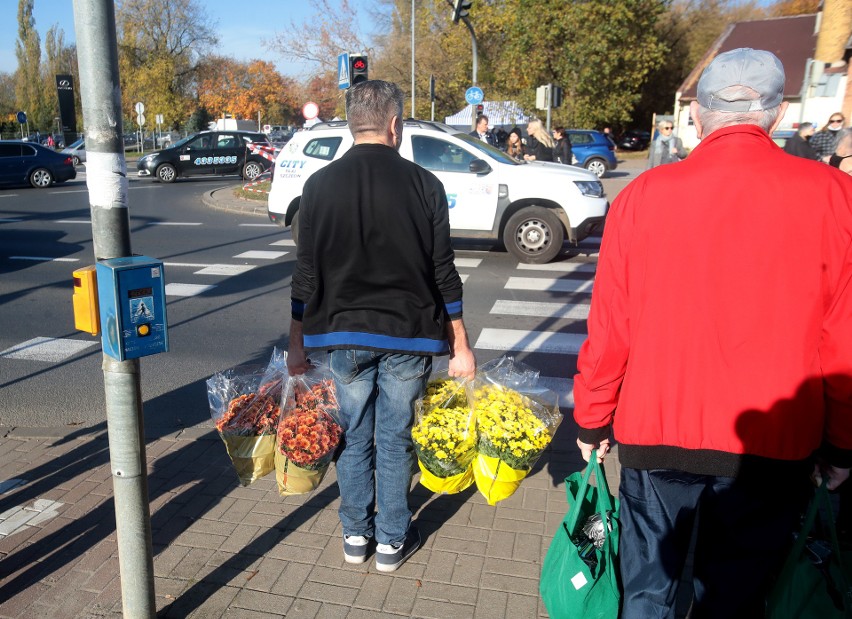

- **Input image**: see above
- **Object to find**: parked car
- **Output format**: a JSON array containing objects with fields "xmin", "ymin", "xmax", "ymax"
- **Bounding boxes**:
[
  {"xmin": 62, "ymin": 138, "xmax": 86, "ymax": 166},
  {"xmin": 618, "ymin": 129, "xmax": 651, "ymax": 151},
  {"xmin": 0, "ymin": 140, "xmax": 76, "ymax": 188},
  {"xmin": 267, "ymin": 120, "xmax": 608, "ymax": 264},
  {"xmin": 136, "ymin": 130, "xmax": 272, "ymax": 182},
  {"xmin": 565, "ymin": 129, "xmax": 618, "ymax": 178}
]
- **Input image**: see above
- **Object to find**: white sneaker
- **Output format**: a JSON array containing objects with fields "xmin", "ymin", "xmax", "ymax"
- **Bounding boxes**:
[{"xmin": 343, "ymin": 534, "xmax": 370, "ymax": 564}]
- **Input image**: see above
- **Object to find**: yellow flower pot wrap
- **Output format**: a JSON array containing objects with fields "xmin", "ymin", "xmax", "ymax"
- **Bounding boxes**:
[
  {"xmin": 418, "ymin": 459, "xmax": 475, "ymax": 494},
  {"xmin": 221, "ymin": 434, "xmax": 275, "ymax": 486},
  {"xmin": 274, "ymin": 450, "xmax": 331, "ymax": 496},
  {"xmin": 473, "ymin": 453, "xmax": 529, "ymax": 505}
]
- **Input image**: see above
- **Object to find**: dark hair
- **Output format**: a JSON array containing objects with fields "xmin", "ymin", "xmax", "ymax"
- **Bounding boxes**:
[{"xmin": 476, "ymin": 115, "xmax": 489, "ymax": 125}]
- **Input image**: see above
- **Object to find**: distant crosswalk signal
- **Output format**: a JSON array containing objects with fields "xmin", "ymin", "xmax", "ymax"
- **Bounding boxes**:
[{"xmin": 452, "ymin": 0, "xmax": 473, "ymax": 23}]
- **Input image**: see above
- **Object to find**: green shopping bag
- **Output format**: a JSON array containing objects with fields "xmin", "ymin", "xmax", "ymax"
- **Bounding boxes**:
[
  {"xmin": 766, "ymin": 481, "xmax": 852, "ymax": 618},
  {"xmin": 540, "ymin": 452, "xmax": 621, "ymax": 619}
]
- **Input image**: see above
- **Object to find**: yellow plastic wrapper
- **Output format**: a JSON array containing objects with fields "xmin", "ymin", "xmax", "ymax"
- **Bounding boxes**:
[
  {"xmin": 275, "ymin": 365, "xmax": 343, "ymax": 496},
  {"xmin": 472, "ymin": 357, "xmax": 562, "ymax": 505},
  {"xmin": 207, "ymin": 349, "xmax": 286, "ymax": 486},
  {"xmin": 412, "ymin": 372, "xmax": 476, "ymax": 495}
]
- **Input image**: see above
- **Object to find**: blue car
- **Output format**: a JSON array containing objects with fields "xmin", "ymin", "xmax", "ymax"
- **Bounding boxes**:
[
  {"xmin": 0, "ymin": 140, "xmax": 77, "ymax": 188},
  {"xmin": 566, "ymin": 129, "xmax": 618, "ymax": 178}
]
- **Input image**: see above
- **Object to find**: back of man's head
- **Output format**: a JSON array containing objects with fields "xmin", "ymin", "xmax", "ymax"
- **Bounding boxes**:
[
  {"xmin": 798, "ymin": 122, "xmax": 814, "ymax": 136},
  {"xmin": 345, "ymin": 80, "xmax": 404, "ymax": 138},
  {"xmin": 695, "ymin": 48, "xmax": 785, "ymax": 136}
]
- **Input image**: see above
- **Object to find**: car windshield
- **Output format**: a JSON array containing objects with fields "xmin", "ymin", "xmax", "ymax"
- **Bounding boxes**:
[
  {"xmin": 68, "ymin": 138, "xmax": 84, "ymax": 149},
  {"xmin": 454, "ymin": 133, "xmax": 521, "ymax": 165},
  {"xmin": 170, "ymin": 135, "xmax": 195, "ymax": 149}
]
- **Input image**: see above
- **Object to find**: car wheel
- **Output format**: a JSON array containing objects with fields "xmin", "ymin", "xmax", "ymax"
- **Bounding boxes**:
[
  {"xmin": 72, "ymin": 155, "xmax": 80, "ymax": 166},
  {"xmin": 585, "ymin": 158, "xmax": 608, "ymax": 178},
  {"xmin": 290, "ymin": 210, "xmax": 300, "ymax": 245},
  {"xmin": 30, "ymin": 168, "xmax": 53, "ymax": 188},
  {"xmin": 503, "ymin": 207, "xmax": 564, "ymax": 264},
  {"xmin": 243, "ymin": 161, "xmax": 263, "ymax": 181},
  {"xmin": 156, "ymin": 163, "xmax": 176, "ymax": 183}
]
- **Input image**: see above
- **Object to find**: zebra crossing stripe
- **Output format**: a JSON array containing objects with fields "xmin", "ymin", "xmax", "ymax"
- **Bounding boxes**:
[
  {"xmin": 454, "ymin": 258, "xmax": 482, "ymax": 268},
  {"xmin": 505, "ymin": 276, "xmax": 593, "ymax": 293},
  {"xmin": 538, "ymin": 376, "xmax": 575, "ymax": 408},
  {"xmin": 10, "ymin": 256, "xmax": 79, "ymax": 262},
  {"xmin": 516, "ymin": 262, "xmax": 596, "ymax": 273},
  {"xmin": 474, "ymin": 328, "xmax": 586, "ymax": 355},
  {"xmin": 490, "ymin": 300, "xmax": 589, "ymax": 320}
]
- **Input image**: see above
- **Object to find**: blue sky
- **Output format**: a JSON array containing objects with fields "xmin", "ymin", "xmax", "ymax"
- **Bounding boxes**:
[{"xmin": 0, "ymin": 0, "xmax": 375, "ymax": 77}]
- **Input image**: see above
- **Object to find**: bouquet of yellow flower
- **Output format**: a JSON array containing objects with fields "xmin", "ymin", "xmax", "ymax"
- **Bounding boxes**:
[
  {"xmin": 275, "ymin": 364, "xmax": 343, "ymax": 496},
  {"xmin": 472, "ymin": 357, "xmax": 562, "ymax": 505},
  {"xmin": 207, "ymin": 348, "xmax": 287, "ymax": 486},
  {"xmin": 412, "ymin": 372, "xmax": 476, "ymax": 494}
]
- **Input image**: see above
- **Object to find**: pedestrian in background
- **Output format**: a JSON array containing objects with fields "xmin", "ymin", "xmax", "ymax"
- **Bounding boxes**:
[
  {"xmin": 648, "ymin": 119, "xmax": 687, "ymax": 168},
  {"xmin": 504, "ymin": 127, "xmax": 525, "ymax": 161},
  {"xmin": 829, "ymin": 127, "xmax": 852, "ymax": 176},
  {"xmin": 470, "ymin": 114, "xmax": 497, "ymax": 147},
  {"xmin": 783, "ymin": 121, "xmax": 819, "ymax": 160},
  {"xmin": 574, "ymin": 48, "xmax": 852, "ymax": 617},
  {"xmin": 552, "ymin": 127, "xmax": 572, "ymax": 164},
  {"xmin": 811, "ymin": 112, "xmax": 846, "ymax": 160},
  {"xmin": 523, "ymin": 118, "xmax": 554, "ymax": 162},
  {"xmin": 288, "ymin": 80, "xmax": 476, "ymax": 573}
]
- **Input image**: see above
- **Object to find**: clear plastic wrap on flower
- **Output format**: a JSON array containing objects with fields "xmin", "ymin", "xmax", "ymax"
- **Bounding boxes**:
[
  {"xmin": 207, "ymin": 349, "xmax": 287, "ymax": 486},
  {"xmin": 412, "ymin": 374, "xmax": 476, "ymax": 494},
  {"xmin": 471, "ymin": 357, "xmax": 562, "ymax": 505},
  {"xmin": 275, "ymin": 368, "xmax": 343, "ymax": 496}
]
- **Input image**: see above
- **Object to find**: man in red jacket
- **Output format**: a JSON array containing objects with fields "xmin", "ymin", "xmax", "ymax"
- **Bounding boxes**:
[{"xmin": 574, "ymin": 48, "xmax": 852, "ymax": 617}]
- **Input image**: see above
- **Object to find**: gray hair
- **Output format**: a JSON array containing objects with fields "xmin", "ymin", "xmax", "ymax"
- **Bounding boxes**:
[
  {"xmin": 345, "ymin": 80, "xmax": 404, "ymax": 137},
  {"xmin": 836, "ymin": 128, "xmax": 852, "ymax": 156},
  {"xmin": 696, "ymin": 84, "xmax": 781, "ymax": 136},
  {"xmin": 798, "ymin": 122, "xmax": 814, "ymax": 133}
]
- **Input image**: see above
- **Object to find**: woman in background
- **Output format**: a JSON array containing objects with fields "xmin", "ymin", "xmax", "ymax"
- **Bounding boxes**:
[
  {"xmin": 505, "ymin": 127, "xmax": 525, "ymax": 160},
  {"xmin": 523, "ymin": 119, "xmax": 554, "ymax": 162}
]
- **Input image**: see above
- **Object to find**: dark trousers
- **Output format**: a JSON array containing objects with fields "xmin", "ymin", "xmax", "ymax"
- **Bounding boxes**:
[{"xmin": 618, "ymin": 467, "xmax": 810, "ymax": 619}]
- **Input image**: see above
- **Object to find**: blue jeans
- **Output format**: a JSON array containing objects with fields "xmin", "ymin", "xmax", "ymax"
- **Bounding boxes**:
[{"xmin": 329, "ymin": 349, "xmax": 431, "ymax": 546}]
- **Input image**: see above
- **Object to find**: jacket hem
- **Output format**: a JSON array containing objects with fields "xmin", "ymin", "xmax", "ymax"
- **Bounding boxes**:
[{"xmin": 618, "ymin": 444, "xmax": 812, "ymax": 478}]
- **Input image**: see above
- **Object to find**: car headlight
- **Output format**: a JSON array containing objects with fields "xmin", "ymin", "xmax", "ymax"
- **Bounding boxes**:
[
  {"xmin": 139, "ymin": 154, "xmax": 154, "ymax": 164},
  {"xmin": 574, "ymin": 180, "xmax": 604, "ymax": 198}
]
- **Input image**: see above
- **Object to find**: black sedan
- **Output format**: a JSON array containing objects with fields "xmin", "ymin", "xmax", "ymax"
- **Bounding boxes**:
[
  {"xmin": 0, "ymin": 141, "xmax": 77, "ymax": 188},
  {"xmin": 618, "ymin": 130, "xmax": 651, "ymax": 151}
]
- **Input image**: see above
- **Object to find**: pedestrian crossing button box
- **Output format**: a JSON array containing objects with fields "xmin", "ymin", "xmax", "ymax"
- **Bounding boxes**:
[{"xmin": 96, "ymin": 256, "xmax": 169, "ymax": 361}]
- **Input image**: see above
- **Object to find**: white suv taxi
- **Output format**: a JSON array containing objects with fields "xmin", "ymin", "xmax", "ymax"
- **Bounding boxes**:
[{"xmin": 267, "ymin": 120, "xmax": 608, "ymax": 264}]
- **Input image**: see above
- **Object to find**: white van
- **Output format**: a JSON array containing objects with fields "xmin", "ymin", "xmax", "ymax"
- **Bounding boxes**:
[{"xmin": 267, "ymin": 120, "xmax": 608, "ymax": 263}]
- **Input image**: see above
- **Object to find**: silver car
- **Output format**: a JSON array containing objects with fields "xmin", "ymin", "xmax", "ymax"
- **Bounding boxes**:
[{"xmin": 61, "ymin": 138, "xmax": 86, "ymax": 166}]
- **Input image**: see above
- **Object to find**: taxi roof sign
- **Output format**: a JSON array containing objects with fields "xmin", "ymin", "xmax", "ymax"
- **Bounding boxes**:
[{"xmin": 338, "ymin": 53, "xmax": 350, "ymax": 90}]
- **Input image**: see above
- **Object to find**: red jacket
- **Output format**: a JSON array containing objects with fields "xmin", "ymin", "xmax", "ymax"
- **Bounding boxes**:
[{"xmin": 574, "ymin": 125, "xmax": 852, "ymax": 475}]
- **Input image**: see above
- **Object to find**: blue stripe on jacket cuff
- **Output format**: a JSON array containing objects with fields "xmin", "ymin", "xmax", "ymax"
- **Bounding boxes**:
[
  {"xmin": 303, "ymin": 331, "xmax": 449, "ymax": 354},
  {"xmin": 445, "ymin": 300, "xmax": 462, "ymax": 317}
]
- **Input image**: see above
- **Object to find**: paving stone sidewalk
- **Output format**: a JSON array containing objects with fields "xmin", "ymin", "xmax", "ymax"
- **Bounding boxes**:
[{"xmin": 0, "ymin": 421, "xmax": 619, "ymax": 619}]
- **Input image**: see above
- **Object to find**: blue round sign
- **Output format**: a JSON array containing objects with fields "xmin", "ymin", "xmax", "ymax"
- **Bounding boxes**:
[
  {"xmin": 16, "ymin": 111, "xmax": 27, "ymax": 124},
  {"xmin": 464, "ymin": 87, "xmax": 484, "ymax": 105}
]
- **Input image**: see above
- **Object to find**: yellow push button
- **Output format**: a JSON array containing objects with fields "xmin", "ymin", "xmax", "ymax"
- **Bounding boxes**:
[{"xmin": 137, "ymin": 324, "xmax": 151, "ymax": 337}]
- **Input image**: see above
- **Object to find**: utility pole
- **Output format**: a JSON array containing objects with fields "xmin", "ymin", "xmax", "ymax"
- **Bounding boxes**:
[
  {"xmin": 411, "ymin": 0, "xmax": 415, "ymax": 118},
  {"xmin": 72, "ymin": 1, "xmax": 156, "ymax": 617}
]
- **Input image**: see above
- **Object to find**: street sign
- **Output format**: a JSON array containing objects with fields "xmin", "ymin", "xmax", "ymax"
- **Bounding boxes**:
[
  {"xmin": 337, "ymin": 53, "xmax": 351, "ymax": 90},
  {"xmin": 465, "ymin": 86, "xmax": 484, "ymax": 105},
  {"xmin": 16, "ymin": 111, "xmax": 26, "ymax": 124},
  {"xmin": 134, "ymin": 102, "xmax": 145, "ymax": 115},
  {"xmin": 302, "ymin": 102, "xmax": 319, "ymax": 120},
  {"xmin": 155, "ymin": 114, "xmax": 163, "ymax": 125},
  {"xmin": 137, "ymin": 113, "xmax": 146, "ymax": 127}
]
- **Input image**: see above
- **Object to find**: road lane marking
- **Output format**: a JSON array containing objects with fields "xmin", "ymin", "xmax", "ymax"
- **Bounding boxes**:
[
  {"xmin": 147, "ymin": 222, "xmax": 203, "ymax": 226},
  {"xmin": 195, "ymin": 264, "xmax": 256, "ymax": 276},
  {"xmin": 516, "ymin": 262, "xmax": 596, "ymax": 273},
  {"xmin": 165, "ymin": 283, "xmax": 216, "ymax": 297},
  {"xmin": 490, "ymin": 300, "xmax": 590, "ymax": 321},
  {"xmin": 505, "ymin": 276, "xmax": 594, "ymax": 293},
  {"xmin": 0, "ymin": 337, "xmax": 97, "ymax": 362},
  {"xmin": 538, "ymin": 376, "xmax": 575, "ymax": 408},
  {"xmin": 270, "ymin": 239, "xmax": 295, "ymax": 246},
  {"xmin": 9, "ymin": 256, "xmax": 79, "ymax": 262},
  {"xmin": 474, "ymin": 328, "xmax": 586, "ymax": 355},
  {"xmin": 234, "ymin": 250, "xmax": 288, "ymax": 259},
  {"xmin": 55, "ymin": 219, "xmax": 91, "ymax": 224},
  {"xmin": 240, "ymin": 223, "xmax": 278, "ymax": 227},
  {"xmin": 460, "ymin": 273, "xmax": 469, "ymax": 283},
  {"xmin": 454, "ymin": 258, "xmax": 482, "ymax": 268}
]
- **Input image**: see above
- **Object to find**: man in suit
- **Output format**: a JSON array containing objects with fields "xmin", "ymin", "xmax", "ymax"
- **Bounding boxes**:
[{"xmin": 470, "ymin": 115, "xmax": 496, "ymax": 147}]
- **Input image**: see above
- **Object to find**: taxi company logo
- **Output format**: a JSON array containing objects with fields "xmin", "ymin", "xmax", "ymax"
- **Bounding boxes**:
[
  {"xmin": 278, "ymin": 159, "xmax": 307, "ymax": 169},
  {"xmin": 194, "ymin": 156, "xmax": 237, "ymax": 165}
]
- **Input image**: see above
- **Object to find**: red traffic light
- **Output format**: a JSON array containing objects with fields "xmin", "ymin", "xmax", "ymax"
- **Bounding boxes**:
[
  {"xmin": 352, "ymin": 58, "xmax": 367, "ymax": 71},
  {"xmin": 475, "ymin": 104, "xmax": 484, "ymax": 114}
]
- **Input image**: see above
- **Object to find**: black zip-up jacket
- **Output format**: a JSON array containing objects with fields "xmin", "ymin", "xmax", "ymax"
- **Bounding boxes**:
[{"xmin": 291, "ymin": 143, "xmax": 463, "ymax": 355}]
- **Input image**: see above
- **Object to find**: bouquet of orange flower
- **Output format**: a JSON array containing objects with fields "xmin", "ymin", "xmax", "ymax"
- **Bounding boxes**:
[
  {"xmin": 275, "ymin": 364, "xmax": 343, "ymax": 495},
  {"xmin": 207, "ymin": 348, "xmax": 287, "ymax": 486},
  {"xmin": 412, "ymin": 372, "xmax": 477, "ymax": 494},
  {"xmin": 471, "ymin": 357, "xmax": 562, "ymax": 505}
]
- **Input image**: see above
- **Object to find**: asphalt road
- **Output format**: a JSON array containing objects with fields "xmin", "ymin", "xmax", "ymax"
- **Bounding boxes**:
[{"xmin": 0, "ymin": 157, "xmax": 646, "ymax": 433}]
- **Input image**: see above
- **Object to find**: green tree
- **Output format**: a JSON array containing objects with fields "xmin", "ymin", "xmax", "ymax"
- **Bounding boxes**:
[
  {"xmin": 15, "ymin": 0, "xmax": 49, "ymax": 132},
  {"xmin": 116, "ymin": 0, "xmax": 217, "ymax": 129},
  {"xmin": 42, "ymin": 25, "xmax": 80, "ymax": 135}
]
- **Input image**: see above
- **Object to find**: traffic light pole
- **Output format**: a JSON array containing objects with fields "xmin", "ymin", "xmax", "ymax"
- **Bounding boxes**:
[
  {"xmin": 461, "ymin": 16, "xmax": 478, "ymax": 86},
  {"xmin": 72, "ymin": 1, "xmax": 156, "ymax": 617}
]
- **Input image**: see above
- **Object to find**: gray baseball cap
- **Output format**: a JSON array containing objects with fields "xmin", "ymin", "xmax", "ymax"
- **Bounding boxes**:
[{"xmin": 696, "ymin": 48, "xmax": 785, "ymax": 112}]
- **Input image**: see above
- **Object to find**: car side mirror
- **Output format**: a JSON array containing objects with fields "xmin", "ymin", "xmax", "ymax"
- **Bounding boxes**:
[{"xmin": 469, "ymin": 159, "xmax": 491, "ymax": 175}]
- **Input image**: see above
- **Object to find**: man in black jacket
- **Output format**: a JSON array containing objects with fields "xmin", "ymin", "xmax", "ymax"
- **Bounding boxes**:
[
  {"xmin": 288, "ymin": 80, "xmax": 476, "ymax": 573},
  {"xmin": 470, "ymin": 114, "xmax": 497, "ymax": 146},
  {"xmin": 783, "ymin": 122, "xmax": 819, "ymax": 161}
]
